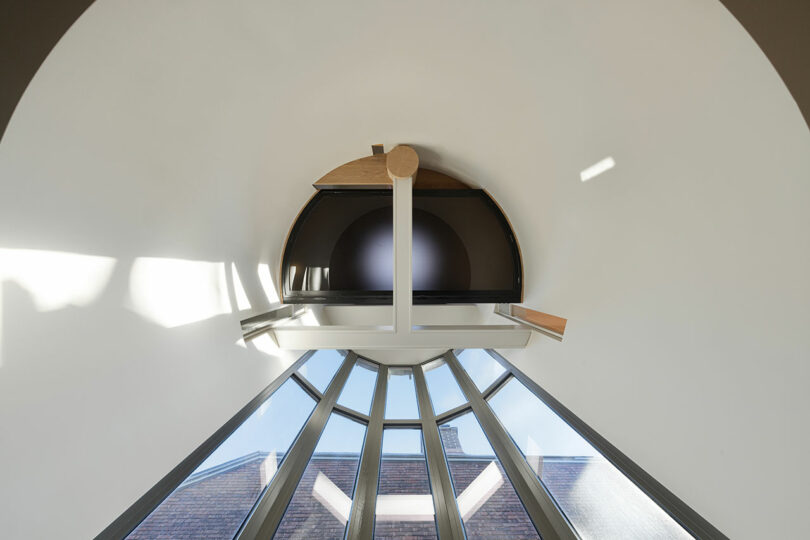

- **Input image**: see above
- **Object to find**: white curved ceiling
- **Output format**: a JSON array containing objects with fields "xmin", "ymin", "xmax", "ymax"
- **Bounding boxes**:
[{"xmin": 0, "ymin": 1, "xmax": 808, "ymax": 538}]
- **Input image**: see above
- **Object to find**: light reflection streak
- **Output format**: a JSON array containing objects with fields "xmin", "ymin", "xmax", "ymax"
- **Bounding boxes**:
[
  {"xmin": 258, "ymin": 263, "xmax": 280, "ymax": 304},
  {"xmin": 231, "ymin": 263, "xmax": 252, "ymax": 311},
  {"xmin": 250, "ymin": 333, "xmax": 280, "ymax": 355},
  {"xmin": 580, "ymin": 156, "xmax": 616, "ymax": 182},
  {"xmin": 312, "ymin": 472, "xmax": 352, "ymax": 524},
  {"xmin": 259, "ymin": 451, "xmax": 278, "ymax": 487},
  {"xmin": 375, "ymin": 494, "xmax": 435, "ymax": 521}
]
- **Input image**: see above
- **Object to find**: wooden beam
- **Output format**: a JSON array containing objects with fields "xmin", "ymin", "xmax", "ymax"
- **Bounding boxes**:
[
  {"xmin": 313, "ymin": 154, "xmax": 390, "ymax": 189},
  {"xmin": 510, "ymin": 305, "xmax": 567, "ymax": 335},
  {"xmin": 313, "ymin": 145, "xmax": 470, "ymax": 190},
  {"xmin": 386, "ymin": 145, "xmax": 419, "ymax": 181}
]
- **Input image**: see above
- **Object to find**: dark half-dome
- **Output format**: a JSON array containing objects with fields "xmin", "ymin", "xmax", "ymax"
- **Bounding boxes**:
[{"xmin": 281, "ymin": 189, "xmax": 521, "ymax": 304}]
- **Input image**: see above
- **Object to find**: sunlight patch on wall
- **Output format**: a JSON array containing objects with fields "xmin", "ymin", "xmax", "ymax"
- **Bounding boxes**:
[
  {"xmin": 250, "ymin": 333, "xmax": 280, "ymax": 356},
  {"xmin": 580, "ymin": 156, "xmax": 616, "ymax": 182},
  {"xmin": 128, "ymin": 257, "xmax": 231, "ymax": 328},
  {"xmin": 299, "ymin": 308, "xmax": 320, "ymax": 326},
  {"xmin": 0, "ymin": 248, "xmax": 116, "ymax": 368},
  {"xmin": 258, "ymin": 263, "xmax": 280, "ymax": 304},
  {"xmin": 231, "ymin": 263, "xmax": 252, "ymax": 311},
  {"xmin": 0, "ymin": 248, "xmax": 116, "ymax": 311}
]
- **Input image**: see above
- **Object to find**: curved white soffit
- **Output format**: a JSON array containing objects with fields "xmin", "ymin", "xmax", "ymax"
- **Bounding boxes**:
[{"xmin": 1, "ymin": 2, "xmax": 808, "ymax": 540}]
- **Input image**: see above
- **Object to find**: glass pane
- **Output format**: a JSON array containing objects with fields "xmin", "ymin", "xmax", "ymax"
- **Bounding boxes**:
[
  {"xmin": 374, "ymin": 429, "xmax": 437, "ymax": 539},
  {"xmin": 412, "ymin": 190, "xmax": 520, "ymax": 299},
  {"xmin": 456, "ymin": 349, "xmax": 506, "ymax": 392},
  {"xmin": 127, "ymin": 378, "xmax": 317, "ymax": 539},
  {"xmin": 422, "ymin": 358, "xmax": 467, "ymax": 415},
  {"xmin": 281, "ymin": 191, "xmax": 392, "ymax": 302},
  {"xmin": 440, "ymin": 412, "xmax": 540, "ymax": 539},
  {"xmin": 337, "ymin": 359, "xmax": 378, "ymax": 415},
  {"xmin": 275, "ymin": 414, "xmax": 367, "ymax": 539},
  {"xmin": 488, "ymin": 378, "xmax": 692, "ymax": 540},
  {"xmin": 297, "ymin": 349, "xmax": 344, "ymax": 393},
  {"xmin": 384, "ymin": 367, "xmax": 419, "ymax": 419}
]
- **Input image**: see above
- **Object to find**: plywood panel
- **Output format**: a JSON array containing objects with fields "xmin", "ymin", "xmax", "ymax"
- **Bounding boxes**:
[{"xmin": 510, "ymin": 305, "xmax": 567, "ymax": 335}]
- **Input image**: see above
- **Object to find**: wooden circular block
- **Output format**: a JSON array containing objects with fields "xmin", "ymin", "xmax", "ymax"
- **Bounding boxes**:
[{"xmin": 386, "ymin": 145, "xmax": 419, "ymax": 181}]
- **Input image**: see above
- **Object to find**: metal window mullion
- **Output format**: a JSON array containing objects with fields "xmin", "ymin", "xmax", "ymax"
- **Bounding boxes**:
[
  {"xmin": 236, "ymin": 352, "xmax": 358, "ymax": 540},
  {"xmin": 346, "ymin": 365, "xmax": 388, "ymax": 539},
  {"xmin": 445, "ymin": 351, "xmax": 578, "ymax": 540},
  {"xmin": 413, "ymin": 366, "xmax": 466, "ymax": 540}
]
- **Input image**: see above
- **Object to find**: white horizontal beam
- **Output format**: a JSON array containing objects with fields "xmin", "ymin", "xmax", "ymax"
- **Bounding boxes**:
[{"xmin": 269, "ymin": 325, "xmax": 531, "ymax": 350}]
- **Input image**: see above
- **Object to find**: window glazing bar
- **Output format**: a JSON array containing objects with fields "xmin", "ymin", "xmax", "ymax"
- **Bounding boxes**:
[
  {"xmin": 413, "ymin": 365, "xmax": 466, "ymax": 540},
  {"xmin": 381, "ymin": 418, "xmax": 422, "ymax": 428},
  {"xmin": 434, "ymin": 402, "xmax": 472, "ymax": 424},
  {"xmin": 332, "ymin": 403, "xmax": 370, "ymax": 423},
  {"xmin": 444, "ymin": 351, "xmax": 578, "ymax": 540},
  {"xmin": 236, "ymin": 352, "xmax": 357, "ymax": 539},
  {"xmin": 346, "ymin": 365, "xmax": 388, "ymax": 539},
  {"xmin": 481, "ymin": 370, "xmax": 512, "ymax": 400},
  {"xmin": 290, "ymin": 371, "xmax": 323, "ymax": 400}
]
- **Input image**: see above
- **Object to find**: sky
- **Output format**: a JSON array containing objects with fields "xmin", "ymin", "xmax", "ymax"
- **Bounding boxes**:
[
  {"xmin": 385, "ymin": 368, "xmax": 419, "ymax": 419},
  {"xmin": 423, "ymin": 360, "xmax": 467, "ymax": 415},
  {"xmin": 337, "ymin": 361, "xmax": 377, "ymax": 415}
]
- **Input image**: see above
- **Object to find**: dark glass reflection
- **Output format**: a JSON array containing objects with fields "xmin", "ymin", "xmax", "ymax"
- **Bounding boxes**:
[{"xmin": 281, "ymin": 190, "xmax": 521, "ymax": 304}]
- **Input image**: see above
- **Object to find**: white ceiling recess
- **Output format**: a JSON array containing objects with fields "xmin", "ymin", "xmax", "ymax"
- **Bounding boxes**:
[{"xmin": 0, "ymin": 1, "xmax": 808, "ymax": 538}]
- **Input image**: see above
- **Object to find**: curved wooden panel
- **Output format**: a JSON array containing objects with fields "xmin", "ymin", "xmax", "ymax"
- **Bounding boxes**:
[
  {"xmin": 314, "ymin": 153, "xmax": 469, "ymax": 190},
  {"xmin": 314, "ymin": 154, "xmax": 390, "ymax": 189}
]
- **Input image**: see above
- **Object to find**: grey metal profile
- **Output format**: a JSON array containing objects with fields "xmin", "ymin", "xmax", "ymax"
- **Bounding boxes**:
[
  {"xmin": 445, "ymin": 351, "xmax": 578, "ymax": 540},
  {"xmin": 413, "ymin": 365, "xmax": 467, "ymax": 540},
  {"xmin": 381, "ymin": 418, "xmax": 422, "ymax": 427},
  {"xmin": 333, "ymin": 403, "xmax": 370, "ymax": 424},
  {"xmin": 236, "ymin": 352, "xmax": 357, "ymax": 539},
  {"xmin": 434, "ymin": 402, "xmax": 473, "ymax": 424},
  {"xmin": 485, "ymin": 349, "xmax": 728, "ymax": 540},
  {"xmin": 290, "ymin": 371, "xmax": 324, "ymax": 400},
  {"xmin": 481, "ymin": 370, "xmax": 512, "ymax": 400},
  {"xmin": 345, "ymin": 363, "xmax": 388, "ymax": 539},
  {"xmin": 95, "ymin": 350, "xmax": 316, "ymax": 540},
  {"xmin": 241, "ymin": 304, "xmax": 306, "ymax": 340}
]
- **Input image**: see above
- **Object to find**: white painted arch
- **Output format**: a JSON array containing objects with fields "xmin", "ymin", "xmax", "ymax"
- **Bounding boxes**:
[{"xmin": 0, "ymin": 1, "xmax": 808, "ymax": 538}]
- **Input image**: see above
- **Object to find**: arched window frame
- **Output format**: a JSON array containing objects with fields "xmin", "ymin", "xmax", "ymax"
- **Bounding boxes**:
[{"xmin": 102, "ymin": 349, "xmax": 721, "ymax": 540}]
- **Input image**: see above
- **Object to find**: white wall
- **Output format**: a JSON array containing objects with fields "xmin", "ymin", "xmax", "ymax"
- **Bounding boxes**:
[{"xmin": 0, "ymin": 0, "xmax": 807, "ymax": 538}]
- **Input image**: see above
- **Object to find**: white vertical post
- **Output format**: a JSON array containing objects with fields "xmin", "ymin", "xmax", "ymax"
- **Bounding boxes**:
[
  {"xmin": 387, "ymin": 145, "xmax": 419, "ymax": 335},
  {"xmin": 393, "ymin": 176, "xmax": 412, "ymax": 334}
]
